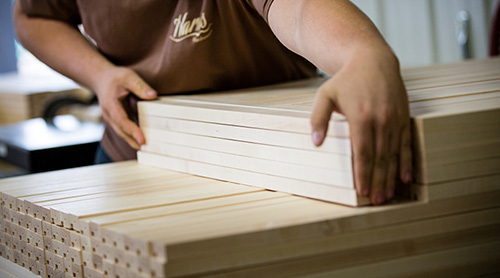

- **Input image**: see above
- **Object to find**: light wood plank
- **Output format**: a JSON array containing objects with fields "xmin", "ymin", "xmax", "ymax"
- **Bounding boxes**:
[
  {"xmin": 173, "ymin": 224, "xmax": 500, "ymax": 278},
  {"xmin": 0, "ymin": 256, "xmax": 40, "ymax": 278},
  {"xmin": 399, "ymin": 174, "xmax": 500, "ymax": 201},
  {"xmin": 138, "ymin": 151, "xmax": 366, "ymax": 207},
  {"xmin": 110, "ymin": 206, "xmax": 500, "ymax": 277},
  {"xmin": 301, "ymin": 239, "xmax": 500, "ymax": 278},
  {"xmin": 143, "ymin": 128, "xmax": 351, "ymax": 170},
  {"xmin": 140, "ymin": 115, "xmax": 352, "ymax": 155},
  {"xmin": 141, "ymin": 142, "xmax": 353, "ymax": 188},
  {"xmin": 138, "ymin": 97, "xmax": 349, "ymax": 137},
  {"xmin": 44, "ymin": 176, "xmax": 261, "ymax": 231}
]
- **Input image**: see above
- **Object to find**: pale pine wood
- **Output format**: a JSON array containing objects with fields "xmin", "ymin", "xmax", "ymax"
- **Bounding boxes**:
[
  {"xmin": 118, "ymin": 206, "xmax": 500, "ymax": 277},
  {"xmin": 416, "ymin": 156, "xmax": 500, "ymax": 184},
  {"xmin": 415, "ymin": 139, "xmax": 500, "ymax": 166},
  {"xmin": 408, "ymin": 79, "xmax": 500, "ymax": 100},
  {"xmin": 116, "ymin": 201, "xmax": 500, "ymax": 251},
  {"xmin": 408, "ymin": 91, "xmax": 500, "ymax": 111},
  {"xmin": 87, "ymin": 191, "xmax": 286, "ymax": 250},
  {"xmin": 164, "ymin": 191, "xmax": 500, "ymax": 261},
  {"xmin": 0, "ymin": 256, "xmax": 39, "ymax": 278},
  {"xmin": 401, "ymin": 57, "xmax": 500, "ymax": 81},
  {"xmin": 0, "ymin": 161, "xmax": 152, "ymax": 193},
  {"xmin": 410, "ymin": 95, "xmax": 500, "ymax": 118},
  {"xmin": 404, "ymin": 72, "xmax": 500, "ymax": 91},
  {"xmin": 140, "ymin": 115, "xmax": 352, "ymax": 155},
  {"xmin": 138, "ymin": 98, "xmax": 349, "ymax": 137},
  {"xmin": 45, "ymin": 178, "xmax": 259, "ymax": 232},
  {"xmin": 90, "ymin": 188, "xmax": 498, "ymax": 268},
  {"xmin": 2, "ymin": 58, "xmax": 500, "ymax": 278},
  {"xmin": 301, "ymin": 240, "xmax": 500, "ymax": 278},
  {"xmin": 172, "ymin": 224, "xmax": 500, "ymax": 278},
  {"xmin": 399, "ymin": 174, "xmax": 500, "ymax": 201},
  {"xmin": 137, "ymin": 151, "xmax": 366, "ymax": 207},
  {"xmin": 138, "ymin": 58, "xmax": 500, "ymax": 202},
  {"xmin": 142, "ymin": 128, "xmax": 351, "ymax": 170},
  {"xmin": 141, "ymin": 142, "xmax": 354, "ymax": 188}
]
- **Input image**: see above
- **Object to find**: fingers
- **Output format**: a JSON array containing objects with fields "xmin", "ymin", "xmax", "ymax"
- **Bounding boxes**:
[
  {"xmin": 370, "ymin": 118, "xmax": 391, "ymax": 205},
  {"xmin": 350, "ymin": 118, "xmax": 374, "ymax": 198},
  {"xmin": 101, "ymin": 95, "xmax": 144, "ymax": 150},
  {"xmin": 310, "ymin": 85, "xmax": 337, "ymax": 146},
  {"xmin": 399, "ymin": 122, "xmax": 413, "ymax": 183},
  {"xmin": 97, "ymin": 67, "xmax": 156, "ymax": 150},
  {"xmin": 353, "ymin": 113, "xmax": 404, "ymax": 205},
  {"xmin": 123, "ymin": 70, "xmax": 157, "ymax": 100},
  {"xmin": 385, "ymin": 133, "xmax": 400, "ymax": 200}
]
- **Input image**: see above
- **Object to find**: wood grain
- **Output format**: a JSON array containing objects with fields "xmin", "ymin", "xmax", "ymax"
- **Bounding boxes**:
[{"xmin": 2, "ymin": 58, "xmax": 500, "ymax": 278}]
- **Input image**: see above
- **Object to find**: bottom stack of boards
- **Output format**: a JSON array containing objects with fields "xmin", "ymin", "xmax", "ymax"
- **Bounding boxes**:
[{"xmin": 0, "ymin": 161, "xmax": 499, "ymax": 278}]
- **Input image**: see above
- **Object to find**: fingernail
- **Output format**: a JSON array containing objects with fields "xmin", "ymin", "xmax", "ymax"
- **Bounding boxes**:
[
  {"xmin": 376, "ymin": 193, "xmax": 385, "ymax": 204},
  {"xmin": 404, "ymin": 171, "xmax": 412, "ymax": 183},
  {"xmin": 134, "ymin": 134, "xmax": 144, "ymax": 145},
  {"xmin": 312, "ymin": 130, "xmax": 324, "ymax": 146},
  {"xmin": 386, "ymin": 188, "xmax": 394, "ymax": 199},
  {"xmin": 146, "ymin": 90, "xmax": 156, "ymax": 98}
]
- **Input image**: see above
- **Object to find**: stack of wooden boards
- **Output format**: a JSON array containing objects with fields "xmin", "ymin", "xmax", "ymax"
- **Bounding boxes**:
[
  {"xmin": 138, "ymin": 57, "xmax": 500, "ymax": 206},
  {"xmin": 138, "ymin": 77, "xmax": 366, "ymax": 206},
  {"xmin": 0, "ymin": 160, "xmax": 499, "ymax": 278},
  {"xmin": 0, "ymin": 58, "xmax": 498, "ymax": 278}
]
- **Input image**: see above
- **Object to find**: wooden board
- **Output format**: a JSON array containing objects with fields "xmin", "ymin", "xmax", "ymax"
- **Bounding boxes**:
[
  {"xmin": 137, "ymin": 151, "xmax": 365, "ymax": 206},
  {"xmin": 398, "ymin": 174, "xmax": 500, "ymax": 202},
  {"xmin": 1, "ymin": 161, "xmax": 500, "ymax": 278},
  {"xmin": 142, "ymin": 128, "xmax": 351, "ymax": 170},
  {"xmin": 140, "ymin": 114, "xmax": 351, "ymax": 154},
  {"xmin": 140, "ymin": 142, "xmax": 353, "ymax": 187}
]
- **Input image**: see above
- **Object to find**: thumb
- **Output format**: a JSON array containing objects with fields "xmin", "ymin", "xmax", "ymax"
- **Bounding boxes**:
[
  {"xmin": 124, "ymin": 71, "xmax": 157, "ymax": 100},
  {"xmin": 310, "ymin": 86, "xmax": 337, "ymax": 147}
]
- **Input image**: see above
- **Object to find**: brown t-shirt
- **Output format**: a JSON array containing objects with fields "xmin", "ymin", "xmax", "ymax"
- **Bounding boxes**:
[{"xmin": 20, "ymin": 0, "xmax": 317, "ymax": 161}]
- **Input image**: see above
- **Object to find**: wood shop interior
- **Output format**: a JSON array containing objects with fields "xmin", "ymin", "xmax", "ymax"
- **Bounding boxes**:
[{"xmin": 1, "ymin": 1, "xmax": 500, "ymax": 278}]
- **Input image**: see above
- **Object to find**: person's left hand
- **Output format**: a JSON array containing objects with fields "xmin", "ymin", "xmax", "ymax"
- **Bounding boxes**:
[{"xmin": 310, "ymin": 50, "xmax": 413, "ymax": 205}]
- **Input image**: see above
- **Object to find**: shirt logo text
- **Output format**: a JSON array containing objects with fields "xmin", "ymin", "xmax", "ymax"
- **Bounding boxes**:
[{"xmin": 170, "ymin": 12, "xmax": 212, "ymax": 43}]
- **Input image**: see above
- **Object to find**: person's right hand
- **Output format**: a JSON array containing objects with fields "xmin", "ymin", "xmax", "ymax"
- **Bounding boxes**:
[{"xmin": 94, "ymin": 67, "xmax": 157, "ymax": 150}]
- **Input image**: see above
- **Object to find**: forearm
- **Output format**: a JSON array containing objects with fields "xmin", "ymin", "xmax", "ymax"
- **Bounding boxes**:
[
  {"xmin": 13, "ymin": 1, "xmax": 113, "ymax": 92},
  {"xmin": 268, "ymin": 0, "xmax": 396, "ymax": 75}
]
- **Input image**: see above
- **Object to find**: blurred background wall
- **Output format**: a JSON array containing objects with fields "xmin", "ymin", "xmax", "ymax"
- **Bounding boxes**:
[{"xmin": 351, "ymin": 0, "xmax": 500, "ymax": 67}]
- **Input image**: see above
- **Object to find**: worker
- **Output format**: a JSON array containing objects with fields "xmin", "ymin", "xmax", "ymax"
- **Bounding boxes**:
[{"xmin": 13, "ymin": 0, "xmax": 412, "ymax": 205}]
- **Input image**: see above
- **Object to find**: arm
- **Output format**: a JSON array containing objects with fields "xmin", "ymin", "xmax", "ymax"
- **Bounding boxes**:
[
  {"xmin": 268, "ymin": 0, "xmax": 412, "ymax": 205},
  {"xmin": 13, "ymin": 1, "xmax": 157, "ymax": 150}
]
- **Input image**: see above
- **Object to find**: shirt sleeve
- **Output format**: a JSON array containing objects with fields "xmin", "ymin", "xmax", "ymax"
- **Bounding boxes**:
[
  {"xmin": 246, "ymin": 0, "xmax": 275, "ymax": 24},
  {"xmin": 19, "ymin": 0, "xmax": 81, "ymax": 26}
]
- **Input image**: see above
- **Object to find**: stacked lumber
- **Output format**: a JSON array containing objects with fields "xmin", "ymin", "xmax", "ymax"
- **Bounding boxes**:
[
  {"xmin": 401, "ymin": 57, "xmax": 500, "ymax": 201},
  {"xmin": 137, "ymin": 57, "xmax": 500, "ymax": 206},
  {"xmin": 0, "ymin": 58, "xmax": 498, "ymax": 277},
  {"xmin": 0, "ymin": 72, "xmax": 92, "ymax": 125},
  {"xmin": 0, "ymin": 161, "xmax": 499, "ymax": 278},
  {"xmin": 137, "ymin": 77, "xmax": 364, "ymax": 206}
]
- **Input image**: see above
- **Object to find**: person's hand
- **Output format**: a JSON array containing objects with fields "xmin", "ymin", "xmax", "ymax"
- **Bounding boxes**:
[
  {"xmin": 94, "ymin": 67, "xmax": 157, "ymax": 149},
  {"xmin": 310, "ymin": 50, "xmax": 412, "ymax": 205}
]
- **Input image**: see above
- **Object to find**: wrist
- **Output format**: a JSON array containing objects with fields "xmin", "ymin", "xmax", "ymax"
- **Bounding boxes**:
[
  {"xmin": 331, "ymin": 41, "xmax": 400, "ymax": 77},
  {"xmin": 88, "ymin": 63, "xmax": 118, "ymax": 96}
]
